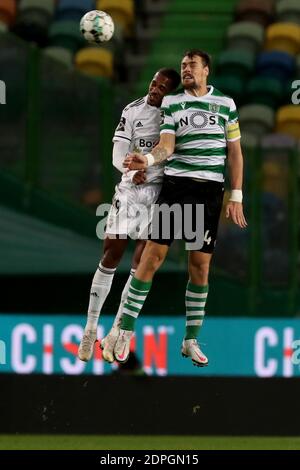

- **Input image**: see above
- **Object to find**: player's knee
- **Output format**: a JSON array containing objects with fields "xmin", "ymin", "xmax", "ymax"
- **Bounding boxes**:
[
  {"xmin": 189, "ymin": 261, "xmax": 210, "ymax": 283},
  {"xmin": 143, "ymin": 252, "xmax": 163, "ymax": 273},
  {"xmin": 102, "ymin": 249, "xmax": 122, "ymax": 268}
]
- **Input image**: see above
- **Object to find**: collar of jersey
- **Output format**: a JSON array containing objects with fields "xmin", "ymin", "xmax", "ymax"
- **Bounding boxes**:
[{"xmin": 184, "ymin": 85, "xmax": 213, "ymax": 99}]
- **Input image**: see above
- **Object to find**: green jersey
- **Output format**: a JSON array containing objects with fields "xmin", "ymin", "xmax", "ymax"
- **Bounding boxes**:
[{"xmin": 160, "ymin": 86, "xmax": 241, "ymax": 182}]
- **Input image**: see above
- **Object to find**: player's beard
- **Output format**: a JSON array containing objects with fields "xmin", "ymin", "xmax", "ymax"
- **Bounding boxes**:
[
  {"xmin": 183, "ymin": 78, "xmax": 207, "ymax": 94},
  {"xmin": 183, "ymin": 81, "xmax": 196, "ymax": 90},
  {"xmin": 183, "ymin": 79, "xmax": 201, "ymax": 92}
]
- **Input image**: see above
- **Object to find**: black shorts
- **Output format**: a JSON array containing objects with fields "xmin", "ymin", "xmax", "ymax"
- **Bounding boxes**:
[{"xmin": 149, "ymin": 175, "xmax": 224, "ymax": 253}]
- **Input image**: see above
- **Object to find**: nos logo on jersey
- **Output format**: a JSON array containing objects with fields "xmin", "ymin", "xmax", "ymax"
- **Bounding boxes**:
[{"xmin": 179, "ymin": 111, "xmax": 217, "ymax": 129}]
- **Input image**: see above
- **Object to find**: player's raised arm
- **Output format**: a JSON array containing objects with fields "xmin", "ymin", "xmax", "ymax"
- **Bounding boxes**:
[{"xmin": 124, "ymin": 133, "xmax": 175, "ymax": 170}]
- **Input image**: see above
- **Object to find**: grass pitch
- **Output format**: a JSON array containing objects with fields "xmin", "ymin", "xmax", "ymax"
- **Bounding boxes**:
[{"xmin": 0, "ymin": 435, "xmax": 299, "ymax": 450}]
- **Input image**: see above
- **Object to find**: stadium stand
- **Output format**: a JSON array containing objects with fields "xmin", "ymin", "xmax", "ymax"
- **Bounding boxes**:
[
  {"xmin": 48, "ymin": 20, "xmax": 84, "ymax": 53},
  {"xmin": 75, "ymin": 47, "xmax": 113, "ymax": 77},
  {"xmin": 276, "ymin": 105, "xmax": 300, "ymax": 137},
  {"xmin": 265, "ymin": 22, "xmax": 300, "ymax": 54},
  {"xmin": 235, "ymin": 0, "xmax": 274, "ymax": 26},
  {"xmin": 226, "ymin": 21, "xmax": 265, "ymax": 54},
  {"xmin": 276, "ymin": 0, "xmax": 300, "ymax": 24},
  {"xmin": 0, "ymin": 0, "xmax": 17, "ymax": 25},
  {"xmin": 56, "ymin": 0, "xmax": 95, "ymax": 22}
]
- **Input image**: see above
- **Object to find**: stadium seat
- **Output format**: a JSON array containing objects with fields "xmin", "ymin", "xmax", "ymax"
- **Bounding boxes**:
[
  {"xmin": 246, "ymin": 77, "xmax": 283, "ymax": 108},
  {"xmin": 210, "ymin": 76, "xmax": 244, "ymax": 104},
  {"xmin": 171, "ymin": 0, "xmax": 238, "ymax": 14},
  {"xmin": 239, "ymin": 104, "xmax": 275, "ymax": 137},
  {"xmin": 56, "ymin": 0, "xmax": 95, "ymax": 22},
  {"xmin": 262, "ymin": 132, "xmax": 297, "ymax": 149},
  {"xmin": 0, "ymin": 0, "xmax": 17, "ymax": 26},
  {"xmin": 49, "ymin": 21, "xmax": 85, "ymax": 53},
  {"xmin": 262, "ymin": 162, "xmax": 290, "ymax": 201},
  {"xmin": 276, "ymin": 105, "xmax": 300, "ymax": 138},
  {"xmin": 0, "ymin": 19, "xmax": 7, "ymax": 33},
  {"xmin": 276, "ymin": 0, "xmax": 300, "ymax": 25},
  {"xmin": 75, "ymin": 47, "xmax": 113, "ymax": 77},
  {"xmin": 241, "ymin": 131, "xmax": 260, "ymax": 147},
  {"xmin": 265, "ymin": 23, "xmax": 300, "ymax": 55},
  {"xmin": 261, "ymin": 134, "xmax": 296, "ymax": 198},
  {"xmin": 217, "ymin": 49, "xmax": 255, "ymax": 79},
  {"xmin": 44, "ymin": 46, "xmax": 73, "ymax": 67},
  {"xmin": 97, "ymin": 0, "xmax": 134, "ymax": 36},
  {"xmin": 256, "ymin": 51, "xmax": 295, "ymax": 82},
  {"xmin": 14, "ymin": 0, "xmax": 55, "ymax": 45},
  {"xmin": 159, "ymin": 25, "xmax": 226, "ymax": 52},
  {"xmin": 296, "ymin": 53, "xmax": 300, "ymax": 76},
  {"xmin": 19, "ymin": 0, "xmax": 55, "ymax": 16},
  {"xmin": 235, "ymin": 0, "xmax": 274, "ymax": 26},
  {"xmin": 227, "ymin": 21, "xmax": 264, "ymax": 54}
]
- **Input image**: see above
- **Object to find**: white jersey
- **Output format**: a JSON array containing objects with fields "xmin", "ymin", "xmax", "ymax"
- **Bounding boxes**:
[
  {"xmin": 160, "ymin": 86, "xmax": 241, "ymax": 182},
  {"xmin": 113, "ymin": 96, "xmax": 164, "ymax": 186}
]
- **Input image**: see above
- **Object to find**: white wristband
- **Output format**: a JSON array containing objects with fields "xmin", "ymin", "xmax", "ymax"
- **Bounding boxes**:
[
  {"xmin": 145, "ymin": 153, "xmax": 155, "ymax": 167},
  {"xmin": 229, "ymin": 189, "xmax": 243, "ymax": 203}
]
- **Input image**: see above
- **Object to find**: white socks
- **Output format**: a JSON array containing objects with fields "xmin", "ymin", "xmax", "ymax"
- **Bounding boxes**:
[{"xmin": 85, "ymin": 263, "xmax": 116, "ymax": 332}]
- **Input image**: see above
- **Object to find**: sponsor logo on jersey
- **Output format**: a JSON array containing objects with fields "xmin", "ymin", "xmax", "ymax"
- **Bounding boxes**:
[
  {"xmin": 179, "ymin": 111, "xmax": 217, "ymax": 129},
  {"xmin": 139, "ymin": 139, "xmax": 154, "ymax": 148},
  {"xmin": 116, "ymin": 116, "xmax": 126, "ymax": 132},
  {"xmin": 136, "ymin": 121, "xmax": 143, "ymax": 128}
]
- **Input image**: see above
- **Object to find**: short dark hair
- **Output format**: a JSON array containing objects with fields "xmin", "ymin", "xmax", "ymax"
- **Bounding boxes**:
[
  {"xmin": 157, "ymin": 68, "xmax": 181, "ymax": 90},
  {"xmin": 182, "ymin": 49, "xmax": 211, "ymax": 68}
]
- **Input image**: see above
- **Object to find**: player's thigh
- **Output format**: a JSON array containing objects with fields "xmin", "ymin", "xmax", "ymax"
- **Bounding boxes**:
[
  {"xmin": 106, "ymin": 184, "xmax": 135, "ymax": 237},
  {"xmin": 200, "ymin": 184, "xmax": 224, "ymax": 253}
]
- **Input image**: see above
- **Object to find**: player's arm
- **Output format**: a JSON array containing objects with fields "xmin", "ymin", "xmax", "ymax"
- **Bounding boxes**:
[
  {"xmin": 226, "ymin": 139, "xmax": 247, "ymax": 228},
  {"xmin": 113, "ymin": 108, "xmax": 146, "ymax": 183},
  {"xmin": 123, "ymin": 133, "xmax": 175, "ymax": 170},
  {"xmin": 112, "ymin": 140, "xmax": 130, "ymax": 173},
  {"xmin": 113, "ymin": 141, "xmax": 146, "ymax": 184}
]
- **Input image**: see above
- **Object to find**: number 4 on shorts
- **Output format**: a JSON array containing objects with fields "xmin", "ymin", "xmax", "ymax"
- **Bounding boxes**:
[{"xmin": 204, "ymin": 230, "xmax": 212, "ymax": 245}]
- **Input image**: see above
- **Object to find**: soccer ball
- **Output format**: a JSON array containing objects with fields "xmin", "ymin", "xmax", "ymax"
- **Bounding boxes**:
[{"xmin": 80, "ymin": 10, "xmax": 114, "ymax": 44}]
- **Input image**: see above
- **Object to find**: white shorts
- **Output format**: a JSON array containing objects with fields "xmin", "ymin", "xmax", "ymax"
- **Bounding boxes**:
[{"xmin": 106, "ymin": 182, "xmax": 161, "ymax": 239}]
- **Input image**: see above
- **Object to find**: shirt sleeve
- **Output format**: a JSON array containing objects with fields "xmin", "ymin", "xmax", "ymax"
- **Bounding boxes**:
[
  {"xmin": 113, "ymin": 107, "xmax": 133, "ymax": 144},
  {"xmin": 112, "ymin": 140, "xmax": 130, "ymax": 173},
  {"xmin": 225, "ymin": 99, "xmax": 241, "ymax": 142},
  {"xmin": 160, "ymin": 96, "xmax": 176, "ymax": 135}
]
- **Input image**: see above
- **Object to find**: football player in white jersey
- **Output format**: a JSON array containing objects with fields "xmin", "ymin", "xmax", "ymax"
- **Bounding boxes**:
[
  {"xmin": 115, "ymin": 49, "xmax": 247, "ymax": 367},
  {"xmin": 78, "ymin": 68, "xmax": 180, "ymax": 363}
]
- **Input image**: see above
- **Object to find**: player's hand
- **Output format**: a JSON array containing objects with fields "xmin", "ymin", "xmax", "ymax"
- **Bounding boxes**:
[
  {"xmin": 132, "ymin": 170, "xmax": 146, "ymax": 185},
  {"xmin": 124, "ymin": 153, "xmax": 148, "ymax": 170},
  {"xmin": 225, "ymin": 202, "xmax": 247, "ymax": 228}
]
